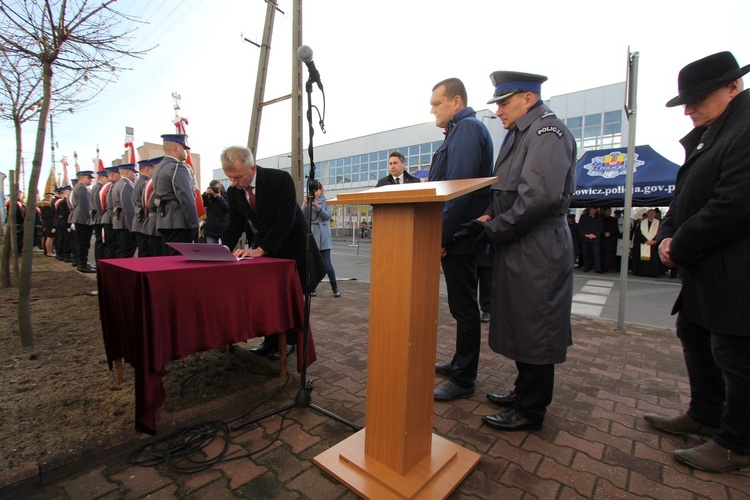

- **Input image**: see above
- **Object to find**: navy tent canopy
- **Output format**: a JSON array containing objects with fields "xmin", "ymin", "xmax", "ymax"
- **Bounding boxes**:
[{"xmin": 570, "ymin": 145, "xmax": 680, "ymax": 208}]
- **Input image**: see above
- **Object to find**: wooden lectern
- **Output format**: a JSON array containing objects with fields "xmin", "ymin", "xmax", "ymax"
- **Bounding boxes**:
[{"xmin": 316, "ymin": 177, "xmax": 497, "ymax": 499}]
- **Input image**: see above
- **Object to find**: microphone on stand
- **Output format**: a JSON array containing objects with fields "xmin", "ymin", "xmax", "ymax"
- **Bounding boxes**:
[{"xmin": 297, "ymin": 45, "xmax": 323, "ymax": 91}]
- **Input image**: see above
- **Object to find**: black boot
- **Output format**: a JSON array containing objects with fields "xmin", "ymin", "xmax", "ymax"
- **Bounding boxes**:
[{"xmin": 331, "ymin": 282, "xmax": 340, "ymax": 298}]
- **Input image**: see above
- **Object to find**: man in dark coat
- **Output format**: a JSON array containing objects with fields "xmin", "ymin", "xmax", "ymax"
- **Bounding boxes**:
[
  {"xmin": 643, "ymin": 51, "xmax": 750, "ymax": 473},
  {"xmin": 476, "ymin": 70, "xmax": 576, "ymax": 431},
  {"xmin": 600, "ymin": 207, "xmax": 619, "ymax": 272},
  {"xmin": 428, "ymin": 77, "xmax": 493, "ymax": 402},
  {"xmin": 375, "ymin": 151, "xmax": 421, "ymax": 187},
  {"xmin": 578, "ymin": 207, "xmax": 603, "ymax": 273},
  {"xmin": 221, "ymin": 145, "xmax": 325, "ymax": 361}
]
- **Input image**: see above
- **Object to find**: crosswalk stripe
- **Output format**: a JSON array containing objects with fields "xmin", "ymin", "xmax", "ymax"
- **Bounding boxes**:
[{"xmin": 572, "ymin": 279, "xmax": 614, "ymax": 318}]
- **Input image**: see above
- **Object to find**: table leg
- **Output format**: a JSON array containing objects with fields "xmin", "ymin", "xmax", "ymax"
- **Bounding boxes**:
[
  {"xmin": 278, "ymin": 331, "xmax": 287, "ymax": 378},
  {"xmin": 113, "ymin": 359, "xmax": 123, "ymax": 385}
]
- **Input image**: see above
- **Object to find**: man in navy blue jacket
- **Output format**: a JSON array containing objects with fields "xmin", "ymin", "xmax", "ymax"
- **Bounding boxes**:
[{"xmin": 429, "ymin": 77, "xmax": 493, "ymax": 401}]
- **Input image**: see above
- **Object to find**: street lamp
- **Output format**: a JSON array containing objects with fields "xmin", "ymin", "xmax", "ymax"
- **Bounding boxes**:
[
  {"xmin": 482, "ymin": 114, "xmax": 504, "ymax": 154},
  {"xmin": 277, "ymin": 154, "xmax": 292, "ymax": 170}
]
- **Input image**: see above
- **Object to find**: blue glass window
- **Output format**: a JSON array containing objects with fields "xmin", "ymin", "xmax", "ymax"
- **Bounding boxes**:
[{"xmin": 585, "ymin": 113, "xmax": 601, "ymax": 126}]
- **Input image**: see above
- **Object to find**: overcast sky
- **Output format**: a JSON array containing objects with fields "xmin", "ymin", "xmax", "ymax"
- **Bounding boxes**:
[{"xmin": 2, "ymin": 0, "xmax": 749, "ymax": 192}]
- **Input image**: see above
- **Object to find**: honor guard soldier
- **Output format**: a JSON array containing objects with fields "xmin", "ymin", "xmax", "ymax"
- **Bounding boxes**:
[
  {"xmin": 70, "ymin": 170, "xmax": 97, "ymax": 273},
  {"xmin": 141, "ymin": 157, "xmax": 165, "ymax": 256},
  {"xmin": 89, "ymin": 168, "xmax": 109, "ymax": 262},
  {"xmin": 131, "ymin": 156, "xmax": 161, "ymax": 257},
  {"xmin": 112, "ymin": 162, "xmax": 138, "ymax": 258},
  {"xmin": 101, "ymin": 166, "xmax": 121, "ymax": 258},
  {"xmin": 149, "ymin": 134, "xmax": 199, "ymax": 255},
  {"xmin": 67, "ymin": 179, "xmax": 79, "ymax": 267}
]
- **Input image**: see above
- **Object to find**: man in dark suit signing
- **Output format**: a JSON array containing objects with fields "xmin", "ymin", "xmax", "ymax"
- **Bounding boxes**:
[
  {"xmin": 375, "ymin": 151, "xmax": 421, "ymax": 187},
  {"xmin": 221, "ymin": 145, "xmax": 324, "ymax": 360}
]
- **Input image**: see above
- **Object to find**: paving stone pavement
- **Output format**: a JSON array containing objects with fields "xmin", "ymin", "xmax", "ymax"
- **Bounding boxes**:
[{"xmin": 2, "ymin": 252, "xmax": 749, "ymax": 499}]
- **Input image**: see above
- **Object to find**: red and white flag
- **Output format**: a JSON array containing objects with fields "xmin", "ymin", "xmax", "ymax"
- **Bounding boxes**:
[
  {"xmin": 124, "ymin": 140, "xmax": 139, "ymax": 165},
  {"xmin": 172, "ymin": 115, "xmax": 206, "ymax": 220}
]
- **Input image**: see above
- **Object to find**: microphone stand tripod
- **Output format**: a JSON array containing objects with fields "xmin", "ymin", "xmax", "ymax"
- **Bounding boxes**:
[{"xmin": 232, "ymin": 77, "xmax": 361, "ymax": 433}]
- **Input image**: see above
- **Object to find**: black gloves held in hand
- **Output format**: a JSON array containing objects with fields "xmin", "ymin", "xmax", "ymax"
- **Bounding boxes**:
[{"xmin": 452, "ymin": 219, "xmax": 489, "ymax": 245}]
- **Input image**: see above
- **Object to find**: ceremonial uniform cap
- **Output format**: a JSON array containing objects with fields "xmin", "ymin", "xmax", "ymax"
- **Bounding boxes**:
[
  {"xmin": 118, "ymin": 163, "xmax": 138, "ymax": 171},
  {"xmin": 77, "ymin": 170, "xmax": 94, "ymax": 178},
  {"xmin": 160, "ymin": 134, "xmax": 190, "ymax": 150},
  {"xmin": 487, "ymin": 71, "xmax": 548, "ymax": 104},
  {"xmin": 139, "ymin": 156, "xmax": 164, "ymax": 168}
]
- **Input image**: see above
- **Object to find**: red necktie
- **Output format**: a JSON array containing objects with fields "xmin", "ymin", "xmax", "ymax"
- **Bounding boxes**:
[{"xmin": 246, "ymin": 186, "xmax": 256, "ymax": 210}]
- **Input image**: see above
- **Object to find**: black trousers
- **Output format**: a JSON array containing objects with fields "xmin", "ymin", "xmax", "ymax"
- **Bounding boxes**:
[
  {"xmin": 115, "ymin": 229, "xmax": 137, "ymax": 258},
  {"xmin": 513, "ymin": 361, "xmax": 555, "ymax": 423},
  {"xmin": 581, "ymin": 239, "xmax": 601, "ymax": 272},
  {"xmin": 441, "ymin": 254, "xmax": 480, "ymax": 388},
  {"xmin": 149, "ymin": 234, "xmax": 165, "ymax": 256},
  {"xmin": 102, "ymin": 224, "xmax": 117, "ymax": 259},
  {"xmin": 678, "ymin": 314, "xmax": 750, "ymax": 455},
  {"xmin": 75, "ymin": 223, "xmax": 93, "ymax": 266},
  {"xmin": 92, "ymin": 224, "xmax": 105, "ymax": 261},
  {"xmin": 70, "ymin": 226, "xmax": 79, "ymax": 264},
  {"xmin": 136, "ymin": 233, "xmax": 152, "ymax": 257},
  {"xmin": 478, "ymin": 264, "xmax": 493, "ymax": 313},
  {"xmin": 159, "ymin": 228, "xmax": 193, "ymax": 255}
]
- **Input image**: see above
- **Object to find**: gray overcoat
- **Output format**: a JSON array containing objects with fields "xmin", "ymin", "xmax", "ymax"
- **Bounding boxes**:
[
  {"xmin": 483, "ymin": 103, "xmax": 577, "ymax": 365},
  {"xmin": 70, "ymin": 182, "xmax": 92, "ymax": 225}
]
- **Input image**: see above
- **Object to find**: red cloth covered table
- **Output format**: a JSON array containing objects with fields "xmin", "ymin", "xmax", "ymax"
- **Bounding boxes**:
[{"xmin": 96, "ymin": 256, "xmax": 315, "ymax": 434}]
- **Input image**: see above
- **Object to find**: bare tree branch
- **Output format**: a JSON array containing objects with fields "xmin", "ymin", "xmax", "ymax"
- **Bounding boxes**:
[{"xmin": 0, "ymin": 0, "xmax": 151, "ymax": 347}]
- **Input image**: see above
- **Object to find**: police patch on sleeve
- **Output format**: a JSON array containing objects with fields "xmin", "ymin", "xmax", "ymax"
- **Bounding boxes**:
[{"xmin": 536, "ymin": 125, "xmax": 564, "ymax": 138}]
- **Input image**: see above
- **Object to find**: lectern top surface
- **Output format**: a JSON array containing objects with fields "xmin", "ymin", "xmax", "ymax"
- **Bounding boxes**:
[{"xmin": 327, "ymin": 177, "xmax": 498, "ymax": 206}]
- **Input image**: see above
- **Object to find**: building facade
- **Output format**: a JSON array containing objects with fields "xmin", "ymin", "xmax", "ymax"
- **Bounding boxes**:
[{"xmin": 213, "ymin": 82, "xmax": 627, "ymax": 231}]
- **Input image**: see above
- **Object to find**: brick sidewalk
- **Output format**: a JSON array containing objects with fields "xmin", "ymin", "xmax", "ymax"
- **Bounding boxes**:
[{"xmin": 2, "ymin": 253, "xmax": 748, "ymax": 498}]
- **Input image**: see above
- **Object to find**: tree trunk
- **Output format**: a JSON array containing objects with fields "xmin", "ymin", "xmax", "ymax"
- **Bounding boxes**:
[
  {"xmin": 17, "ymin": 62, "xmax": 53, "ymax": 349},
  {"xmin": 1, "ymin": 170, "xmax": 18, "ymax": 288}
]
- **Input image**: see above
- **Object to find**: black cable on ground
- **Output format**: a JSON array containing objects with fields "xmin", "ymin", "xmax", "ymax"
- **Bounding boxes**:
[{"xmin": 129, "ymin": 372, "xmax": 295, "ymax": 474}]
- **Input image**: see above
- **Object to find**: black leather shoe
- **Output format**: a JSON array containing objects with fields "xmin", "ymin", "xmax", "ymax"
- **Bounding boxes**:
[
  {"xmin": 77, "ymin": 266, "xmax": 97, "ymax": 274},
  {"xmin": 435, "ymin": 363, "xmax": 453, "ymax": 377},
  {"xmin": 480, "ymin": 311, "xmax": 490, "ymax": 323},
  {"xmin": 249, "ymin": 341, "xmax": 274, "ymax": 357},
  {"xmin": 482, "ymin": 409, "xmax": 542, "ymax": 431},
  {"xmin": 486, "ymin": 391, "xmax": 518, "ymax": 406},
  {"xmin": 310, "ymin": 290, "xmax": 317, "ymax": 297},
  {"xmin": 269, "ymin": 344, "xmax": 295, "ymax": 361},
  {"xmin": 332, "ymin": 287, "xmax": 341, "ymax": 298},
  {"xmin": 434, "ymin": 381, "xmax": 474, "ymax": 401}
]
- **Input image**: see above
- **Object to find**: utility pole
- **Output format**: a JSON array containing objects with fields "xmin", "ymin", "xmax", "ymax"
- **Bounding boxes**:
[{"xmin": 246, "ymin": 0, "xmax": 288, "ymax": 158}]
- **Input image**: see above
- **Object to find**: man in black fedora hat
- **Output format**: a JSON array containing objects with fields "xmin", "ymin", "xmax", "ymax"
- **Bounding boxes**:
[{"xmin": 643, "ymin": 51, "xmax": 750, "ymax": 473}]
